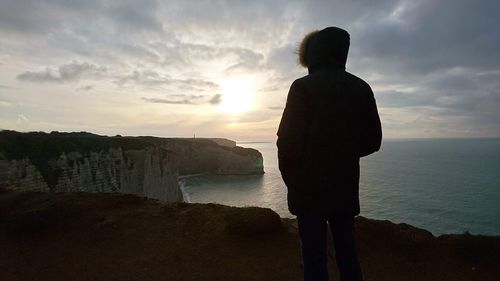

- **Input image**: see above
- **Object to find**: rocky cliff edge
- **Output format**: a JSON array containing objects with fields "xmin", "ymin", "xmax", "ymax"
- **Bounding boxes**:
[{"xmin": 1, "ymin": 188, "xmax": 499, "ymax": 281}]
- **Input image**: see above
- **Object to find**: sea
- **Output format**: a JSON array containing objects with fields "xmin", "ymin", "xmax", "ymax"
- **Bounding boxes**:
[{"xmin": 181, "ymin": 139, "xmax": 500, "ymax": 236}]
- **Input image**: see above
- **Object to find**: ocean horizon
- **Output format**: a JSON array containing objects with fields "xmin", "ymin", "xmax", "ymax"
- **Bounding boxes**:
[{"xmin": 182, "ymin": 138, "xmax": 500, "ymax": 236}]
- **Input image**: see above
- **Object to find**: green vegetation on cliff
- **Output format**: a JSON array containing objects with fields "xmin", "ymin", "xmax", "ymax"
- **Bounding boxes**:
[{"xmin": 0, "ymin": 130, "xmax": 261, "ymax": 162}]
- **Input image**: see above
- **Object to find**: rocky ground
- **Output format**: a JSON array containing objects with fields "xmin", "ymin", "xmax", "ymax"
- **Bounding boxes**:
[{"xmin": 1, "ymin": 188, "xmax": 499, "ymax": 281}]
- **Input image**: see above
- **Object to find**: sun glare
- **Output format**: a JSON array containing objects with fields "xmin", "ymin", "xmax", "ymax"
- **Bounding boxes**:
[{"xmin": 218, "ymin": 79, "xmax": 253, "ymax": 114}]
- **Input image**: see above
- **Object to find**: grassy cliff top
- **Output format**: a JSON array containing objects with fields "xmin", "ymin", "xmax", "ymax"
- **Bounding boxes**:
[
  {"xmin": 0, "ymin": 130, "xmax": 261, "ymax": 161},
  {"xmin": 1, "ymin": 188, "xmax": 499, "ymax": 281}
]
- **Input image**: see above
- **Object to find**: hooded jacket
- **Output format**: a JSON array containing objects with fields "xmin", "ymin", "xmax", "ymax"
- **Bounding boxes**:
[{"xmin": 277, "ymin": 27, "xmax": 382, "ymax": 217}]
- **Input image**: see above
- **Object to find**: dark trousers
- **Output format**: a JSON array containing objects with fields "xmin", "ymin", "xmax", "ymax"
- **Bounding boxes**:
[{"xmin": 297, "ymin": 215, "xmax": 363, "ymax": 281}]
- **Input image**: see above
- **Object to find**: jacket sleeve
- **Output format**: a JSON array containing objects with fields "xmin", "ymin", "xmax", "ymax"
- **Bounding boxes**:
[
  {"xmin": 276, "ymin": 80, "xmax": 309, "ymax": 187},
  {"xmin": 359, "ymin": 86, "xmax": 382, "ymax": 157}
]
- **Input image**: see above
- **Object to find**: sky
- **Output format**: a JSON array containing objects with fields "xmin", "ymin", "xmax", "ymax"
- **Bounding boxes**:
[{"xmin": 0, "ymin": 0, "xmax": 499, "ymax": 141}]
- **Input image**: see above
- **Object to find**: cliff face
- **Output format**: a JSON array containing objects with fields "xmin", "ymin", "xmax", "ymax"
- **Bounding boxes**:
[
  {"xmin": 0, "ymin": 146, "xmax": 182, "ymax": 203},
  {"xmin": 163, "ymin": 140, "xmax": 263, "ymax": 175},
  {"xmin": 0, "ymin": 131, "xmax": 263, "ymax": 202}
]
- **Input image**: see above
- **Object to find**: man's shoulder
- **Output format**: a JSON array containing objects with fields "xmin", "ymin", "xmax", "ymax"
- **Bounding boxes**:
[
  {"xmin": 343, "ymin": 71, "xmax": 372, "ymax": 90},
  {"xmin": 297, "ymin": 71, "xmax": 371, "ymax": 89},
  {"xmin": 291, "ymin": 75, "xmax": 309, "ymax": 86}
]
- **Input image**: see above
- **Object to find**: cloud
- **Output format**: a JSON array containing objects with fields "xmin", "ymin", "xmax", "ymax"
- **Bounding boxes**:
[
  {"xmin": 265, "ymin": 44, "xmax": 302, "ymax": 79},
  {"xmin": 223, "ymin": 47, "xmax": 265, "ymax": 73},
  {"xmin": 117, "ymin": 70, "xmax": 218, "ymax": 92},
  {"xmin": 141, "ymin": 94, "xmax": 221, "ymax": 105},
  {"xmin": 347, "ymin": 0, "xmax": 500, "ymax": 79},
  {"xmin": 209, "ymin": 94, "xmax": 222, "ymax": 105},
  {"xmin": 167, "ymin": 42, "xmax": 267, "ymax": 73},
  {"xmin": 233, "ymin": 110, "xmax": 277, "ymax": 123},
  {"xmin": 17, "ymin": 61, "xmax": 107, "ymax": 83},
  {"xmin": 1, "ymin": 0, "xmax": 500, "ymax": 137},
  {"xmin": 141, "ymin": 97, "xmax": 194, "ymax": 105},
  {"xmin": 0, "ymin": 100, "xmax": 12, "ymax": 107},
  {"xmin": 16, "ymin": 114, "xmax": 28, "ymax": 124},
  {"xmin": 0, "ymin": 0, "xmax": 163, "ymax": 34},
  {"xmin": 76, "ymin": 85, "xmax": 94, "ymax": 91},
  {"xmin": 117, "ymin": 70, "xmax": 170, "ymax": 86}
]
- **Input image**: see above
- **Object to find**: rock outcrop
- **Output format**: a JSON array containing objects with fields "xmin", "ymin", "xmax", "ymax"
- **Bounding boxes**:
[
  {"xmin": 0, "ymin": 131, "xmax": 263, "ymax": 202},
  {"xmin": 162, "ymin": 139, "xmax": 263, "ymax": 175}
]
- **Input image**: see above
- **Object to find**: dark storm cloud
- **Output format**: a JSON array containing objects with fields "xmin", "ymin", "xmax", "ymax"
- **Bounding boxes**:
[{"xmin": 17, "ymin": 61, "xmax": 107, "ymax": 83}]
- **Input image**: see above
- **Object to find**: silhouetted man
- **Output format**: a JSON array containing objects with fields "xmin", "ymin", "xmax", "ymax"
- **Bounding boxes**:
[{"xmin": 277, "ymin": 27, "xmax": 382, "ymax": 281}]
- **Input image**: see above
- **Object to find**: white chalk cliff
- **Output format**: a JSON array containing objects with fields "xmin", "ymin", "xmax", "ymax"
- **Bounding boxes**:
[{"xmin": 0, "ymin": 131, "xmax": 264, "ymax": 203}]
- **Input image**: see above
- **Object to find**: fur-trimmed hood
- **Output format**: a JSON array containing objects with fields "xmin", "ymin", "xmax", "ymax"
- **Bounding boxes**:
[{"xmin": 298, "ymin": 27, "xmax": 350, "ymax": 71}]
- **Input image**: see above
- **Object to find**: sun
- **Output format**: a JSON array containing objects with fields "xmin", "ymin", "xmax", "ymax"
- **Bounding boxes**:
[{"xmin": 218, "ymin": 79, "xmax": 253, "ymax": 114}]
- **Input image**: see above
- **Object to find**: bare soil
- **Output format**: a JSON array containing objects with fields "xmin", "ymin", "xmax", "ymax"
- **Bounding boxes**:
[{"xmin": 1, "ymin": 188, "xmax": 499, "ymax": 281}]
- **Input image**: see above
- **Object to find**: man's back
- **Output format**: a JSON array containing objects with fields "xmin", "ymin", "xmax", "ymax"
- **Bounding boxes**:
[
  {"xmin": 277, "ymin": 68, "xmax": 381, "ymax": 216},
  {"xmin": 277, "ymin": 28, "xmax": 382, "ymax": 217}
]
